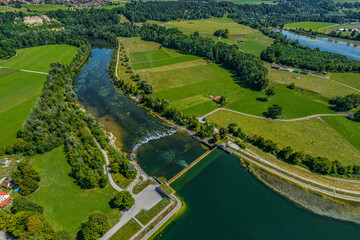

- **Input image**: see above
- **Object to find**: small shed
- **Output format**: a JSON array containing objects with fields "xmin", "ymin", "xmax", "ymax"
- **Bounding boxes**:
[
  {"xmin": 207, "ymin": 60, "xmax": 211, "ymax": 63},
  {"xmin": 1, "ymin": 178, "xmax": 13, "ymax": 189},
  {"xmin": 272, "ymin": 64, "xmax": 281, "ymax": 69},
  {"xmin": 293, "ymin": 69, "xmax": 300, "ymax": 73},
  {"xmin": 322, "ymin": 71, "xmax": 328, "ymax": 75},
  {"xmin": 236, "ymin": 40, "xmax": 244, "ymax": 43}
]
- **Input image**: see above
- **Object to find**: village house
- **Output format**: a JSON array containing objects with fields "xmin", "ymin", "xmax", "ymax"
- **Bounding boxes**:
[
  {"xmin": 0, "ymin": 191, "xmax": 12, "ymax": 208},
  {"xmin": 213, "ymin": 96, "xmax": 221, "ymax": 102},
  {"xmin": 1, "ymin": 178, "xmax": 14, "ymax": 189}
]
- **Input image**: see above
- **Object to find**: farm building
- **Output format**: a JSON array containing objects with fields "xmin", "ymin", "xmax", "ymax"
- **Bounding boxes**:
[
  {"xmin": 236, "ymin": 40, "xmax": 244, "ymax": 43},
  {"xmin": 0, "ymin": 191, "xmax": 12, "ymax": 208},
  {"xmin": 1, "ymin": 178, "xmax": 13, "ymax": 189},
  {"xmin": 213, "ymin": 96, "xmax": 221, "ymax": 102},
  {"xmin": 272, "ymin": 64, "xmax": 281, "ymax": 69},
  {"xmin": 293, "ymin": 69, "xmax": 300, "ymax": 73}
]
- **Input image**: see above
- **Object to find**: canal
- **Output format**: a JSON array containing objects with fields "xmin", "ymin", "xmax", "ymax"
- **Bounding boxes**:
[{"xmin": 74, "ymin": 40, "xmax": 360, "ymax": 239}]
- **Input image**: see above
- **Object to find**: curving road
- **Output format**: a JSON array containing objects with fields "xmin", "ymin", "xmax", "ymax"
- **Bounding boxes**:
[{"xmin": 199, "ymin": 107, "xmax": 348, "ymax": 122}]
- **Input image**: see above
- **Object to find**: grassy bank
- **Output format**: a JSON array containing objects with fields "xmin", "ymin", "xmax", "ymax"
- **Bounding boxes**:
[
  {"xmin": 207, "ymin": 111, "xmax": 360, "ymax": 165},
  {"xmin": 31, "ymin": 147, "xmax": 120, "ymax": 237}
]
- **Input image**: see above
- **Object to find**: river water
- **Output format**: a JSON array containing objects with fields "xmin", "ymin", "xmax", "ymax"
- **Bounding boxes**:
[
  {"xmin": 281, "ymin": 30, "xmax": 360, "ymax": 61},
  {"xmin": 74, "ymin": 40, "xmax": 360, "ymax": 239}
]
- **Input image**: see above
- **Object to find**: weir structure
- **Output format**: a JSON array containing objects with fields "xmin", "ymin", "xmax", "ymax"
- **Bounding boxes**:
[{"xmin": 167, "ymin": 148, "xmax": 216, "ymax": 184}]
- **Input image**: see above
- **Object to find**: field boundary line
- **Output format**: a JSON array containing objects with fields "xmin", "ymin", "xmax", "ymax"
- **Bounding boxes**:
[{"xmin": 0, "ymin": 66, "xmax": 48, "ymax": 75}]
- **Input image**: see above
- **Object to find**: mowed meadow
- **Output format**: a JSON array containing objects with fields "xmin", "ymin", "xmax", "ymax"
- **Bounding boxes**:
[
  {"xmin": 122, "ymin": 37, "xmax": 335, "ymax": 119},
  {"xmin": 0, "ymin": 44, "xmax": 78, "ymax": 146},
  {"xmin": 119, "ymin": 34, "xmax": 360, "ymax": 166},
  {"xmin": 147, "ymin": 17, "xmax": 274, "ymax": 56}
]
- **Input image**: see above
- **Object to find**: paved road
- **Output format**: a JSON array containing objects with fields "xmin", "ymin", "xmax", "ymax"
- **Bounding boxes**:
[
  {"xmin": 235, "ymin": 148, "xmax": 360, "ymax": 201},
  {"xmin": 0, "ymin": 231, "xmax": 13, "ymax": 240},
  {"xmin": 199, "ymin": 108, "xmax": 348, "ymax": 122},
  {"xmin": 100, "ymin": 185, "xmax": 163, "ymax": 240},
  {"xmin": 100, "ymin": 148, "xmax": 123, "ymax": 192}
]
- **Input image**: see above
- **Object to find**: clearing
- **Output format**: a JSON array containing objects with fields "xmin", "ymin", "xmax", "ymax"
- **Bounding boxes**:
[
  {"xmin": 31, "ymin": 146, "xmax": 120, "ymax": 237},
  {"xmin": 284, "ymin": 22, "xmax": 337, "ymax": 31},
  {"xmin": 206, "ymin": 110, "xmax": 360, "ymax": 165},
  {"xmin": 0, "ymin": 44, "xmax": 78, "ymax": 147},
  {"xmin": 149, "ymin": 17, "xmax": 273, "ymax": 56}
]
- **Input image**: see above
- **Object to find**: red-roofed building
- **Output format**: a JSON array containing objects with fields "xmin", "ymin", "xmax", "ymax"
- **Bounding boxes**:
[
  {"xmin": 213, "ymin": 96, "xmax": 221, "ymax": 102},
  {"xmin": 1, "ymin": 178, "xmax": 13, "ymax": 189},
  {"xmin": 0, "ymin": 191, "xmax": 12, "ymax": 208}
]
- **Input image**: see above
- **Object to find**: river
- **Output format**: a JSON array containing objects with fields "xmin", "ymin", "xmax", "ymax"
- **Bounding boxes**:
[
  {"xmin": 281, "ymin": 30, "xmax": 360, "ymax": 61},
  {"xmin": 74, "ymin": 40, "xmax": 360, "ymax": 239}
]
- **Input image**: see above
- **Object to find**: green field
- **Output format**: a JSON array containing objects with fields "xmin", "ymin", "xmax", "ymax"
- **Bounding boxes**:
[
  {"xmin": 126, "ymin": 38, "xmax": 334, "ymax": 118},
  {"xmin": 0, "ymin": 70, "xmax": 46, "ymax": 146},
  {"xmin": 0, "ymin": 44, "xmax": 78, "ymax": 72},
  {"xmin": 322, "ymin": 116, "xmax": 360, "ymax": 152},
  {"xmin": 206, "ymin": 111, "xmax": 360, "ymax": 165},
  {"xmin": 329, "ymin": 72, "xmax": 360, "ymax": 91},
  {"xmin": 149, "ymin": 17, "xmax": 273, "ymax": 56},
  {"xmin": 0, "ymin": 44, "xmax": 77, "ymax": 147},
  {"xmin": 266, "ymin": 63, "xmax": 359, "ymax": 98},
  {"xmin": 32, "ymin": 147, "xmax": 120, "ymax": 237},
  {"xmin": 284, "ymin": 22, "xmax": 337, "ymax": 30}
]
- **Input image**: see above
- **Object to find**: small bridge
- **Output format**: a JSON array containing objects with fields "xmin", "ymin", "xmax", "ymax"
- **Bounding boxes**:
[{"xmin": 167, "ymin": 148, "xmax": 215, "ymax": 184}]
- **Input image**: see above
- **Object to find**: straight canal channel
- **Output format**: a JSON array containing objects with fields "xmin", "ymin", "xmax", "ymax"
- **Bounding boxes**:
[{"xmin": 73, "ymin": 39, "xmax": 360, "ymax": 239}]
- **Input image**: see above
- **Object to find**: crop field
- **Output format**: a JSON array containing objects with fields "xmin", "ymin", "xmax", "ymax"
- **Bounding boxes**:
[
  {"xmin": 284, "ymin": 22, "xmax": 337, "ymax": 31},
  {"xmin": 31, "ymin": 147, "xmax": 120, "ymax": 237},
  {"xmin": 0, "ymin": 44, "xmax": 78, "ymax": 72},
  {"xmin": 149, "ymin": 17, "xmax": 273, "ymax": 56},
  {"xmin": 266, "ymin": 64, "xmax": 359, "ymax": 98},
  {"xmin": 206, "ymin": 111, "xmax": 360, "ymax": 165},
  {"xmin": 124, "ymin": 38, "xmax": 333, "ymax": 118},
  {"xmin": 0, "ymin": 44, "xmax": 77, "ymax": 147}
]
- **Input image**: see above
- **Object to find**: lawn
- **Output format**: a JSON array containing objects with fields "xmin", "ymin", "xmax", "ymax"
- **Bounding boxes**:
[
  {"xmin": 206, "ymin": 111, "xmax": 360, "ymax": 165},
  {"xmin": 0, "ymin": 44, "xmax": 78, "ymax": 72},
  {"xmin": 149, "ymin": 17, "xmax": 273, "ymax": 56},
  {"xmin": 31, "ymin": 147, "xmax": 121, "ymax": 237},
  {"xmin": 110, "ymin": 218, "xmax": 142, "ymax": 240},
  {"xmin": 266, "ymin": 63, "xmax": 359, "ymax": 98},
  {"xmin": 135, "ymin": 198, "xmax": 170, "ymax": 225},
  {"xmin": 284, "ymin": 22, "xmax": 337, "ymax": 31},
  {"xmin": 0, "ymin": 70, "xmax": 46, "ymax": 146},
  {"xmin": 329, "ymin": 72, "xmax": 360, "ymax": 91},
  {"xmin": 322, "ymin": 116, "xmax": 360, "ymax": 152}
]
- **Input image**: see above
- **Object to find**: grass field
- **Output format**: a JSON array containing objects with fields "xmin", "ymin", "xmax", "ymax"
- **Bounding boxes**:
[
  {"xmin": 0, "ymin": 44, "xmax": 78, "ymax": 72},
  {"xmin": 31, "ymin": 147, "xmax": 120, "ymax": 237},
  {"xmin": 284, "ymin": 22, "xmax": 337, "ymax": 31},
  {"xmin": 149, "ymin": 17, "xmax": 273, "ymax": 56},
  {"xmin": 207, "ymin": 111, "xmax": 360, "ymax": 165},
  {"xmin": 322, "ymin": 116, "xmax": 360, "ymax": 152},
  {"xmin": 110, "ymin": 218, "xmax": 142, "ymax": 240},
  {"xmin": 329, "ymin": 72, "xmax": 360, "ymax": 91},
  {"xmin": 0, "ymin": 70, "xmax": 46, "ymax": 146},
  {"xmin": 0, "ymin": 44, "xmax": 77, "ymax": 147},
  {"xmin": 123, "ymin": 38, "xmax": 334, "ymax": 119},
  {"xmin": 266, "ymin": 63, "xmax": 359, "ymax": 98}
]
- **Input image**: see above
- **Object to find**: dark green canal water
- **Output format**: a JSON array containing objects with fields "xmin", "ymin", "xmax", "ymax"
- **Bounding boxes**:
[
  {"xmin": 163, "ymin": 149, "xmax": 360, "ymax": 240},
  {"xmin": 74, "ymin": 40, "xmax": 360, "ymax": 239}
]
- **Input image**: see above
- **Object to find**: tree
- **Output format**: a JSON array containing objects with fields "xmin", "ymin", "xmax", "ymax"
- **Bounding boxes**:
[
  {"xmin": 223, "ymin": 28, "xmax": 230, "ymax": 38},
  {"xmin": 11, "ymin": 198, "xmax": 43, "ymax": 214},
  {"xmin": 288, "ymin": 83, "xmax": 295, "ymax": 89},
  {"xmin": 112, "ymin": 191, "xmax": 135, "ymax": 209},
  {"xmin": 265, "ymin": 104, "xmax": 282, "ymax": 119},
  {"xmin": 265, "ymin": 86, "xmax": 275, "ymax": 100},
  {"xmin": 219, "ymin": 128, "xmax": 227, "ymax": 139},
  {"xmin": 227, "ymin": 123, "xmax": 237, "ymax": 134},
  {"xmin": 53, "ymin": 230, "xmax": 72, "ymax": 240},
  {"xmin": 219, "ymin": 96, "xmax": 227, "ymax": 107},
  {"xmin": 354, "ymin": 110, "xmax": 360, "ymax": 122},
  {"xmin": 77, "ymin": 212, "xmax": 110, "ymax": 240}
]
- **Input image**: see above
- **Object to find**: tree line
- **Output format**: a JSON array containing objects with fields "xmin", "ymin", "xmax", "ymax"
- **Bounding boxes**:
[{"xmin": 287, "ymin": 28, "xmax": 360, "ymax": 42}]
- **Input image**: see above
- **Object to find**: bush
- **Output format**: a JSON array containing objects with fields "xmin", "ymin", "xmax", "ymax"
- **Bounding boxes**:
[
  {"xmin": 111, "ymin": 191, "xmax": 135, "ymax": 210},
  {"xmin": 77, "ymin": 212, "xmax": 110, "ymax": 240}
]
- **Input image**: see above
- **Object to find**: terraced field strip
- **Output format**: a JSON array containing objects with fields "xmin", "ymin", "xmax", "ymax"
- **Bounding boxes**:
[{"xmin": 167, "ymin": 148, "xmax": 215, "ymax": 184}]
